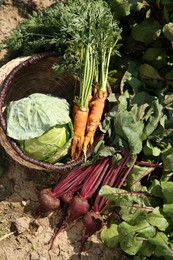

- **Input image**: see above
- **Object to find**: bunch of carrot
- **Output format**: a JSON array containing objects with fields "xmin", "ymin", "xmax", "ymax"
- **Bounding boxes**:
[
  {"xmin": 53, "ymin": 0, "xmax": 122, "ymax": 160},
  {"xmin": 71, "ymin": 86, "xmax": 108, "ymax": 160},
  {"xmin": 70, "ymin": 1, "xmax": 122, "ymax": 160}
]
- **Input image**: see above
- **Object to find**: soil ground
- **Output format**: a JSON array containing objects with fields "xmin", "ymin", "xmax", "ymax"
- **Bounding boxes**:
[{"xmin": 0, "ymin": 1, "xmax": 127, "ymax": 260}]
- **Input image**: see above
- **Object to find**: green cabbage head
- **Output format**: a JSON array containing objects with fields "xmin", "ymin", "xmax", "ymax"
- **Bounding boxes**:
[{"xmin": 6, "ymin": 93, "xmax": 73, "ymax": 163}]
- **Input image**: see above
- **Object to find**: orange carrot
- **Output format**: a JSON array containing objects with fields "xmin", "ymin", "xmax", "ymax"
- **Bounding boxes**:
[
  {"xmin": 72, "ymin": 103, "xmax": 80, "ymax": 119},
  {"xmin": 71, "ymin": 107, "xmax": 89, "ymax": 160},
  {"xmin": 83, "ymin": 90, "xmax": 107, "ymax": 156}
]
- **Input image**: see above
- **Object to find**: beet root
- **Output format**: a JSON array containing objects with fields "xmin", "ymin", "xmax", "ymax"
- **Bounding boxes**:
[
  {"xmin": 67, "ymin": 195, "xmax": 90, "ymax": 222},
  {"xmin": 50, "ymin": 195, "xmax": 90, "ymax": 249},
  {"xmin": 38, "ymin": 188, "xmax": 61, "ymax": 211},
  {"xmin": 80, "ymin": 210, "xmax": 103, "ymax": 252}
]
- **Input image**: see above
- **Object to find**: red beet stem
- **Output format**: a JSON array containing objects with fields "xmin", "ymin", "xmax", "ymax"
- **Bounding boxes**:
[
  {"xmin": 51, "ymin": 166, "xmax": 87, "ymax": 198},
  {"xmin": 135, "ymin": 161, "xmax": 163, "ymax": 168},
  {"xmin": 80, "ymin": 157, "xmax": 111, "ymax": 199},
  {"xmin": 93, "ymin": 165, "xmax": 116, "ymax": 213},
  {"xmin": 111, "ymin": 152, "xmax": 131, "ymax": 187},
  {"xmin": 51, "ymin": 158, "xmax": 109, "ymax": 199},
  {"xmin": 117, "ymin": 155, "xmax": 137, "ymax": 188},
  {"xmin": 93, "ymin": 152, "xmax": 132, "ymax": 214}
]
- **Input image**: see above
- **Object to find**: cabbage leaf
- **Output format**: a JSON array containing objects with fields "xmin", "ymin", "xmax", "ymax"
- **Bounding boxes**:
[
  {"xmin": 19, "ymin": 123, "xmax": 72, "ymax": 162},
  {"xmin": 6, "ymin": 93, "xmax": 71, "ymax": 140}
]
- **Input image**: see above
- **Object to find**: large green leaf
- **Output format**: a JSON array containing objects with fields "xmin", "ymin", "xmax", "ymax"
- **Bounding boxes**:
[
  {"xmin": 160, "ymin": 181, "xmax": 173, "ymax": 204},
  {"xmin": 101, "ymin": 223, "xmax": 120, "ymax": 249},
  {"xmin": 99, "ymin": 185, "xmax": 152, "ymax": 222},
  {"xmin": 162, "ymin": 144, "xmax": 173, "ymax": 172},
  {"xmin": 146, "ymin": 207, "xmax": 169, "ymax": 231},
  {"xmin": 126, "ymin": 165, "xmax": 155, "ymax": 191},
  {"xmin": 107, "ymin": 0, "xmax": 131, "ymax": 20},
  {"xmin": 118, "ymin": 217, "xmax": 156, "ymax": 255},
  {"xmin": 118, "ymin": 221, "xmax": 144, "ymax": 255},
  {"xmin": 163, "ymin": 203, "xmax": 173, "ymax": 223},
  {"xmin": 142, "ymin": 48, "xmax": 167, "ymax": 69},
  {"xmin": 143, "ymin": 140, "xmax": 161, "ymax": 157},
  {"xmin": 142, "ymin": 99, "xmax": 163, "ymax": 140},
  {"xmin": 139, "ymin": 64, "xmax": 162, "ymax": 80},
  {"xmin": 132, "ymin": 18, "xmax": 162, "ymax": 44},
  {"xmin": 113, "ymin": 110, "xmax": 143, "ymax": 155},
  {"xmin": 148, "ymin": 232, "xmax": 173, "ymax": 258}
]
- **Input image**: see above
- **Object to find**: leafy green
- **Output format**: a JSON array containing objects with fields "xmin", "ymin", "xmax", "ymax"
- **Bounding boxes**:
[
  {"xmin": 132, "ymin": 18, "xmax": 162, "ymax": 44},
  {"xmin": 126, "ymin": 165, "xmax": 155, "ymax": 191},
  {"xmin": 101, "ymin": 223, "xmax": 119, "ymax": 248},
  {"xmin": 6, "ymin": 93, "xmax": 71, "ymax": 140},
  {"xmin": 139, "ymin": 64, "xmax": 162, "ymax": 80},
  {"xmin": 148, "ymin": 232, "xmax": 173, "ymax": 258},
  {"xmin": 6, "ymin": 93, "xmax": 73, "ymax": 163},
  {"xmin": 20, "ymin": 123, "xmax": 72, "ymax": 162},
  {"xmin": 118, "ymin": 216, "xmax": 156, "ymax": 255},
  {"xmin": 146, "ymin": 207, "xmax": 169, "ymax": 231},
  {"xmin": 162, "ymin": 144, "xmax": 173, "ymax": 172},
  {"xmin": 100, "ymin": 185, "xmax": 152, "ymax": 222},
  {"xmin": 100, "ymin": 180, "xmax": 173, "ymax": 258},
  {"xmin": 112, "ymin": 110, "xmax": 143, "ymax": 155},
  {"xmin": 163, "ymin": 22, "xmax": 173, "ymax": 41},
  {"xmin": 102, "ymin": 79, "xmax": 164, "ymax": 157}
]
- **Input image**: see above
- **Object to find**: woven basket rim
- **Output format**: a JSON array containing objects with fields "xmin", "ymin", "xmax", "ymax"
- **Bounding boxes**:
[
  {"xmin": 0, "ymin": 52, "xmax": 105, "ymax": 171},
  {"xmin": 0, "ymin": 51, "xmax": 59, "ymax": 131}
]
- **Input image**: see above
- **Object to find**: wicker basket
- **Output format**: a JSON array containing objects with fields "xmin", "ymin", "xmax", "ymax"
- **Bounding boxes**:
[{"xmin": 0, "ymin": 52, "xmax": 104, "ymax": 171}]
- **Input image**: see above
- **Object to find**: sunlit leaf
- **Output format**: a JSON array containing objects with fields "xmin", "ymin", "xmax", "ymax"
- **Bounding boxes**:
[{"xmin": 163, "ymin": 23, "xmax": 173, "ymax": 41}]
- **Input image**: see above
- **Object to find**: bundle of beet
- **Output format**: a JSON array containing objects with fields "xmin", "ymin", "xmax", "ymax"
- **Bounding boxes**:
[{"xmin": 38, "ymin": 152, "xmax": 137, "ymax": 252}]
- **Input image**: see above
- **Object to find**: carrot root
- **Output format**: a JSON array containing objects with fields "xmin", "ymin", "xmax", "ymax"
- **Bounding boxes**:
[
  {"xmin": 71, "ymin": 107, "xmax": 89, "ymax": 160},
  {"xmin": 83, "ymin": 91, "xmax": 107, "ymax": 156}
]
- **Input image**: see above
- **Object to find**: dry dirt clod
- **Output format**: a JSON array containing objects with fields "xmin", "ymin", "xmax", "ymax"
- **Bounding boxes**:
[
  {"xmin": 39, "ymin": 257, "xmax": 47, "ymax": 260},
  {"xmin": 12, "ymin": 216, "xmax": 31, "ymax": 234},
  {"xmin": 30, "ymin": 251, "xmax": 39, "ymax": 260}
]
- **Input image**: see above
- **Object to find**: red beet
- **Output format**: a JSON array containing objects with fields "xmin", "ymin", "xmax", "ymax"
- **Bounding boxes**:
[
  {"xmin": 49, "ymin": 157, "xmax": 114, "ymax": 249},
  {"xmin": 50, "ymin": 195, "xmax": 90, "ymax": 249},
  {"xmin": 38, "ymin": 188, "xmax": 60, "ymax": 211},
  {"xmin": 80, "ymin": 210, "xmax": 103, "ymax": 252},
  {"xmin": 67, "ymin": 195, "xmax": 90, "ymax": 222},
  {"xmin": 65, "ymin": 157, "xmax": 111, "ymax": 224}
]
